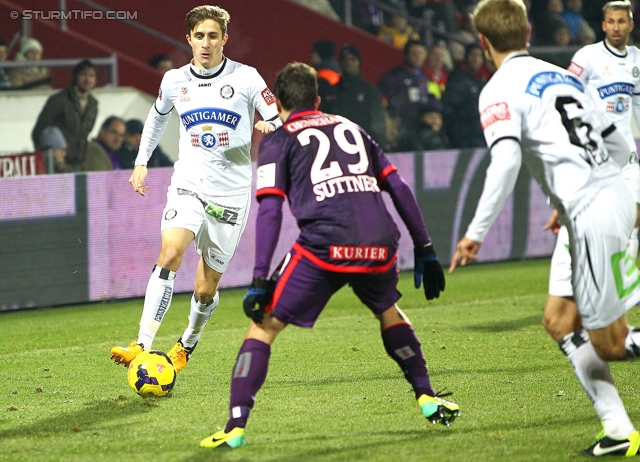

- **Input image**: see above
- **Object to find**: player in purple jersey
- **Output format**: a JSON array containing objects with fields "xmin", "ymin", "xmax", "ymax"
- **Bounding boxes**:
[{"xmin": 200, "ymin": 62, "xmax": 458, "ymax": 449}]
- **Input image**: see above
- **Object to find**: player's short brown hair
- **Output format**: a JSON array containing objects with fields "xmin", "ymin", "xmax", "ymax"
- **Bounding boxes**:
[
  {"xmin": 275, "ymin": 63, "xmax": 318, "ymax": 111},
  {"xmin": 186, "ymin": 5, "xmax": 230, "ymax": 36},
  {"xmin": 603, "ymin": 1, "xmax": 633, "ymax": 22},
  {"xmin": 473, "ymin": 0, "xmax": 528, "ymax": 53}
]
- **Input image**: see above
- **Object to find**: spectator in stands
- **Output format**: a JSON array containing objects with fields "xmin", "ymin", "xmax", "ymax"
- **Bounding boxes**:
[
  {"xmin": 37, "ymin": 126, "xmax": 68, "ymax": 174},
  {"xmin": 378, "ymin": 40, "xmax": 433, "ymax": 150},
  {"xmin": 448, "ymin": 6, "xmax": 479, "ymax": 65},
  {"xmin": 149, "ymin": 54, "xmax": 174, "ymax": 73},
  {"xmin": 310, "ymin": 40, "xmax": 341, "ymax": 85},
  {"xmin": 410, "ymin": 99, "xmax": 450, "ymax": 151},
  {"xmin": 408, "ymin": 0, "xmax": 459, "ymax": 34},
  {"xmin": 583, "ymin": 0, "xmax": 607, "ymax": 43},
  {"xmin": 532, "ymin": 0, "xmax": 570, "ymax": 46},
  {"xmin": 330, "ymin": 0, "xmax": 385, "ymax": 35},
  {"xmin": 552, "ymin": 20, "xmax": 572, "ymax": 46},
  {"xmin": 309, "ymin": 40, "xmax": 341, "ymax": 103},
  {"xmin": 31, "ymin": 59, "xmax": 98, "ymax": 173},
  {"xmin": 577, "ymin": 18, "xmax": 597, "ymax": 45},
  {"xmin": 441, "ymin": 43, "xmax": 487, "ymax": 149},
  {"xmin": 83, "ymin": 116, "xmax": 126, "ymax": 171},
  {"xmin": 0, "ymin": 38, "xmax": 11, "ymax": 90},
  {"xmin": 10, "ymin": 37, "xmax": 51, "ymax": 90},
  {"xmin": 424, "ymin": 42, "xmax": 450, "ymax": 99},
  {"xmin": 563, "ymin": 0, "xmax": 591, "ymax": 42},
  {"xmin": 377, "ymin": 7, "xmax": 421, "ymax": 49},
  {"xmin": 320, "ymin": 45, "xmax": 389, "ymax": 149},
  {"xmin": 117, "ymin": 118, "xmax": 174, "ymax": 169}
]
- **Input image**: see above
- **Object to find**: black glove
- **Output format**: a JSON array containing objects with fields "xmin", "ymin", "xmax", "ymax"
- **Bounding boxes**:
[
  {"xmin": 414, "ymin": 243, "xmax": 445, "ymax": 300},
  {"xmin": 243, "ymin": 277, "xmax": 268, "ymax": 323}
]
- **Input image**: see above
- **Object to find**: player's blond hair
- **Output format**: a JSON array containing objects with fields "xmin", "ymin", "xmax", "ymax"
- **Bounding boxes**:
[
  {"xmin": 602, "ymin": 1, "xmax": 633, "ymax": 22},
  {"xmin": 473, "ymin": 0, "xmax": 528, "ymax": 53},
  {"xmin": 186, "ymin": 5, "xmax": 230, "ymax": 36}
]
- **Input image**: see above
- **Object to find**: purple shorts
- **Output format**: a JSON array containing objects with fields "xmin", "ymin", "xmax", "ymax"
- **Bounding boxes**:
[{"xmin": 265, "ymin": 244, "xmax": 401, "ymax": 327}]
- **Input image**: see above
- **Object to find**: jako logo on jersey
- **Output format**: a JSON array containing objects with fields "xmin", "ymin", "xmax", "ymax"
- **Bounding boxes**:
[
  {"xmin": 198, "ymin": 83, "xmax": 211, "ymax": 87},
  {"xmin": 596, "ymin": 82, "xmax": 634, "ymax": 99},
  {"xmin": 481, "ymin": 102, "xmax": 510, "ymax": 130},
  {"xmin": 180, "ymin": 108, "xmax": 241, "ymax": 130},
  {"xmin": 568, "ymin": 61, "xmax": 584, "ymax": 77},
  {"xmin": 525, "ymin": 72, "xmax": 584, "ymax": 97}
]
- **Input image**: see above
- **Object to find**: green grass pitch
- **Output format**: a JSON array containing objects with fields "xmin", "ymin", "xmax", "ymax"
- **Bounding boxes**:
[{"xmin": 2, "ymin": 259, "xmax": 640, "ymax": 461}]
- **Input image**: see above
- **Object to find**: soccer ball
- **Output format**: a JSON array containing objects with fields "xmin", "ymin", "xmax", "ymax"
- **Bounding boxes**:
[{"xmin": 127, "ymin": 350, "xmax": 176, "ymax": 398}]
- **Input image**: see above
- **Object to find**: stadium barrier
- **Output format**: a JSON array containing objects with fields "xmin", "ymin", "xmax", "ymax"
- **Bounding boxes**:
[{"xmin": 0, "ymin": 149, "xmax": 556, "ymax": 311}]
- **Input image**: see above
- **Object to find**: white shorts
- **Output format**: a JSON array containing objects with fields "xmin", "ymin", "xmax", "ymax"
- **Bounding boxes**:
[
  {"xmin": 161, "ymin": 186, "xmax": 251, "ymax": 273},
  {"xmin": 622, "ymin": 153, "xmax": 640, "ymax": 204},
  {"xmin": 548, "ymin": 226, "xmax": 573, "ymax": 297},
  {"xmin": 564, "ymin": 180, "xmax": 640, "ymax": 330}
]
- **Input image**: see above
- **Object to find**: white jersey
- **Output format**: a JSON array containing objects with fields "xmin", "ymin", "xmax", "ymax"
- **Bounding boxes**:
[
  {"xmin": 137, "ymin": 58, "xmax": 280, "ymax": 196},
  {"xmin": 469, "ymin": 52, "xmax": 620, "ymax": 242},
  {"xmin": 568, "ymin": 41, "xmax": 640, "ymax": 153}
]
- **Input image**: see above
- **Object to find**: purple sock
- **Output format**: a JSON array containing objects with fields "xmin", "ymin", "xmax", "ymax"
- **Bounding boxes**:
[
  {"xmin": 381, "ymin": 322, "xmax": 434, "ymax": 399},
  {"xmin": 225, "ymin": 338, "xmax": 271, "ymax": 432}
]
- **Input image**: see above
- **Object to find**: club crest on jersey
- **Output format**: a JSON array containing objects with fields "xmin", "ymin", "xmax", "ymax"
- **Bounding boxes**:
[
  {"xmin": 606, "ymin": 97, "xmax": 629, "ymax": 114},
  {"xmin": 525, "ymin": 72, "xmax": 584, "ymax": 97},
  {"xmin": 190, "ymin": 127, "xmax": 229, "ymax": 149},
  {"xmin": 180, "ymin": 107, "xmax": 241, "ymax": 130},
  {"xmin": 634, "ymin": 67, "xmax": 639, "ymax": 78},
  {"xmin": 220, "ymin": 85, "xmax": 234, "ymax": 99},
  {"xmin": 198, "ymin": 125, "xmax": 219, "ymax": 150},
  {"xmin": 597, "ymin": 82, "xmax": 634, "ymax": 99}
]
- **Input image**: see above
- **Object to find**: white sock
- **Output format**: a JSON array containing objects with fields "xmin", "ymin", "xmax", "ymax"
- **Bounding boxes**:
[
  {"xmin": 628, "ymin": 228, "xmax": 639, "ymax": 261},
  {"xmin": 561, "ymin": 330, "xmax": 635, "ymax": 439},
  {"xmin": 181, "ymin": 291, "xmax": 219, "ymax": 348},
  {"xmin": 625, "ymin": 326, "xmax": 640, "ymax": 360},
  {"xmin": 137, "ymin": 266, "xmax": 176, "ymax": 350}
]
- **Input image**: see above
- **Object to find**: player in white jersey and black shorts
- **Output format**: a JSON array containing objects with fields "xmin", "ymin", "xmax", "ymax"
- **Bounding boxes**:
[
  {"xmin": 449, "ymin": 0, "xmax": 640, "ymax": 456},
  {"xmin": 110, "ymin": 5, "xmax": 281, "ymax": 373}
]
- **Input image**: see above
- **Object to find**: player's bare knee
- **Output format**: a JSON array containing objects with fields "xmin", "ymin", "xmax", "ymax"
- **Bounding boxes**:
[
  {"xmin": 542, "ymin": 296, "xmax": 580, "ymax": 341},
  {"xmin": 157, "ymin": 245, "xmax": 185, "ymax": 269},
  {"xmin": 193, "ymin": 280, "xmax": 218, "ymax": 303}
]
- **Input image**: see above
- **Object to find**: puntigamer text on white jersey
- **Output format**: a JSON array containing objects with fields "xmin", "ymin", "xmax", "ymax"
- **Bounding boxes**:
[
  {"xmin": 478, "ymin": 52, "xmax": 619, "ymax": 225},
  {"xmin": 568, "ymin": 41, "xmax": 640, "ymax": 153},
  {"xmin": 136, "ymin": 58, "xmax": 280, "ymax": 196}
]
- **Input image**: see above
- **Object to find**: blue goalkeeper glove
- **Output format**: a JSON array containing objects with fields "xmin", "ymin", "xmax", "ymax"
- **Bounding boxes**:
[
  {"xmin": 414, "ymin": 243, "xmax": 445, "ymax": 300},
  {"xmin": 243, "ymin": 277, "xmax": 268, "ymax": 323}
]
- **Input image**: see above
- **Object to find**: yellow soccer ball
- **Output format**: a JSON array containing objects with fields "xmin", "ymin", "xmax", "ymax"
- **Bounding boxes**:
[{"xmin": 127, "ymin": 350, "xmax": 176, "ymax": 398}]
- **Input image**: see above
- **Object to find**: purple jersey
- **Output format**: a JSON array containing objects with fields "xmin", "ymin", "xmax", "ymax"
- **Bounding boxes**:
[{"xmin": 256, "ymin": 110, "xmax": 400, "ymax": 272}]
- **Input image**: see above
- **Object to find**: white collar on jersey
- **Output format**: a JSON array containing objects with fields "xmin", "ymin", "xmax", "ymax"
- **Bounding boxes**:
[
  {"xmin": 602, "ymin": 40, "xmax": 627, "ymax": 58},
  {"xmin": 502, "ymin": 50, "xmax": 529, "ymax": 65},
  {"xmin": 189, "ymin": 56, "xmax": 227, "ymax": 79}
]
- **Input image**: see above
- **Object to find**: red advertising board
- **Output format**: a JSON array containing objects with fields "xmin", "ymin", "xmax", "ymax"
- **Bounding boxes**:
[{"xmin": 0, "ymin": 152, "xmax": 47, "ymax": 178}]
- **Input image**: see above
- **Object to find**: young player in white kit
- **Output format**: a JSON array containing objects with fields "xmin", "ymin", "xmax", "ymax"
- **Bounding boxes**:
[
  {"xmin": 449, "ymin": 0, "xmax": 640, "ymax": 456},
  {"xmin": 110, "ymin": 5, "xmax": 281, "ymax": 372},
  {"xmin": 543, "ymin": 1, "xmax": 640, "ymax": 456}
]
